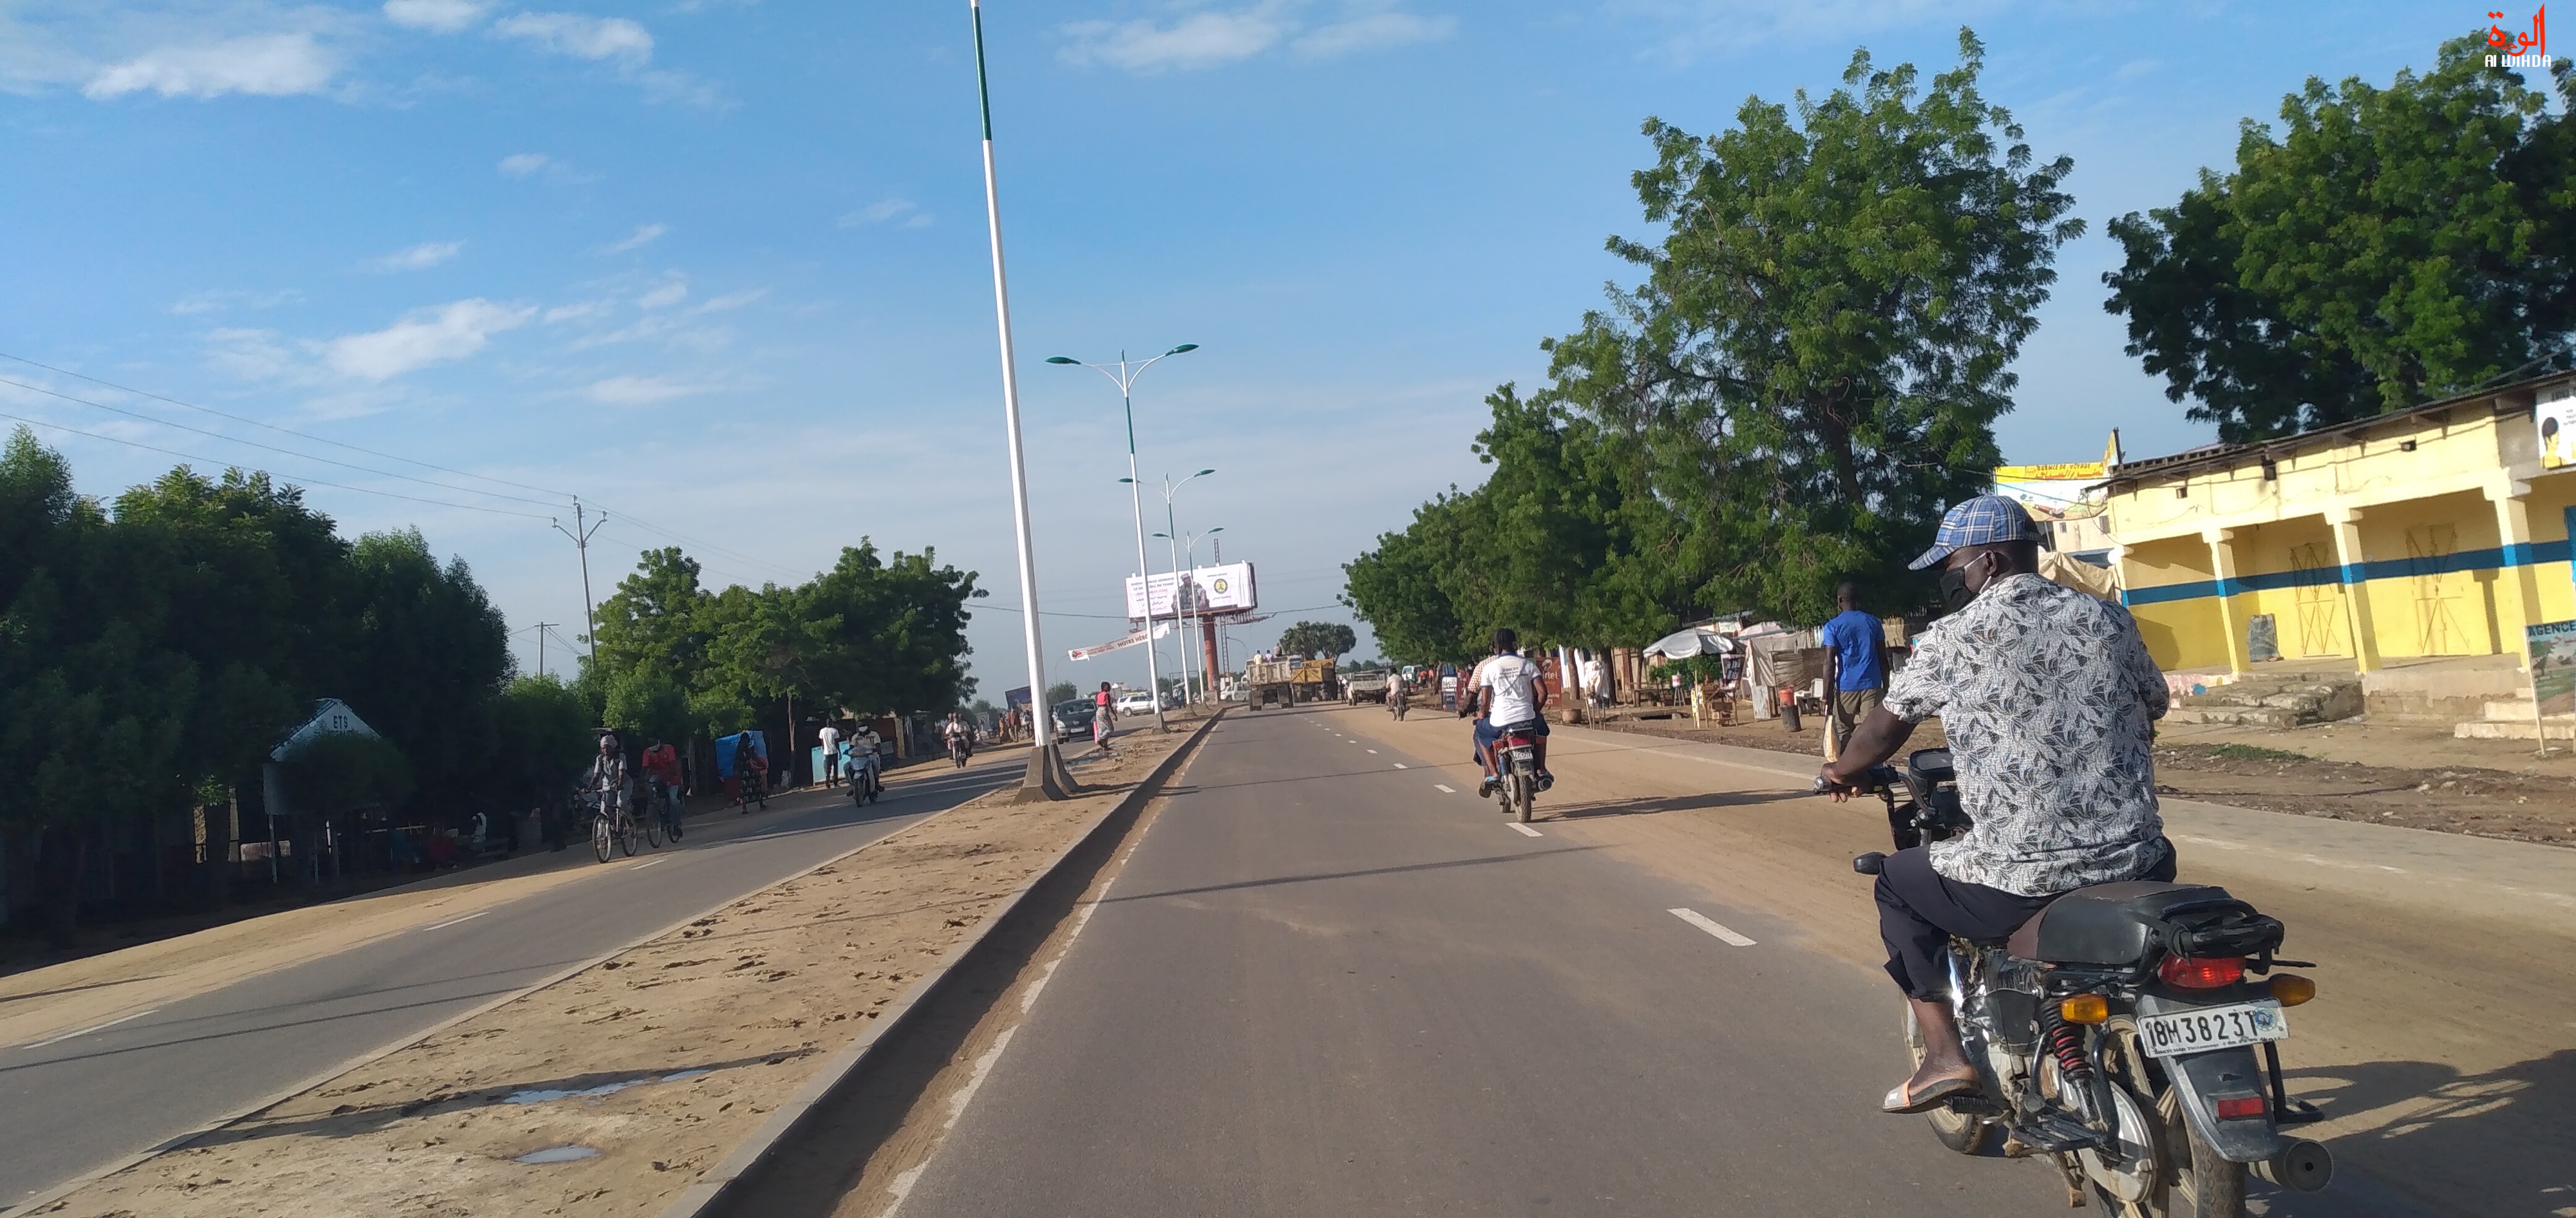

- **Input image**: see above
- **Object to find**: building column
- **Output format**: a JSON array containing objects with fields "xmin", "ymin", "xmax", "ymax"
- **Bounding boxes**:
[
  {"xmin": 2488, "ymin": 477, "xmax": 2543, "ymax": 669},
  {"xmin": 2202, "ymin": 526, "xmax": 2249, "ymax": 675},
  {"xmin": 2328, "ymin": 506, "xmax": 2383, "ymax": 674}
]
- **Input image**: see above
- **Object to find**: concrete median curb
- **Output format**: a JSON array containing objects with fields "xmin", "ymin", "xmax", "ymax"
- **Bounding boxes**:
[{"xmin": 652, "ymin": 710, "xmax": 1224, "ymax": 1218}]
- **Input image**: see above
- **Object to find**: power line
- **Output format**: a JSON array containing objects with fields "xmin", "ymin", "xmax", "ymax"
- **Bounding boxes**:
[
  {"xmin": 0, "ymin": 409, "xmax": 556, "ymax": 520},
  {"xmin": 0, "ymin": 375, "xmax": 568, "ymax": 511},
  {"xmin": 0, "ymin": 351, "xmax": 573, "ymax": 500}
]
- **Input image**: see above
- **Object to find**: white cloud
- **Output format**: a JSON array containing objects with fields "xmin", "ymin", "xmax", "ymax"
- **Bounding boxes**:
[
  {"xmin": 1292, "ymin": 11, "xmax": 1455, "ymax": 57},
  {"xmin": 368, "ymin": 239, "xmax": 464, "ymax": 272},
  {"xmin": 85, "ymin": 33, "xmax": 337, "ymax": 99},
  {"xmin": 498, "ymin": 151, "xmax": 551, "ymax": 176},
  {"xmin": 603, "ymin": 222, "xmax": 667, "ymax": 254},
  {"xmin": 840, "ymin": 198, "xmax": 933, "ymax": 229},
  {"xmin": 638, "ymin": 278, "xmax": 689, "ymax": 310},
  {"xmin": 693, "ymin": 289, "xmax": 765, "ymax": 314},
  {"xmin": 588, "ymin": 375, "xmax": 715, "ymax": 406},
  {"xmin": 494, "ymin": 12, "xmax": 653, "ymax": 64},
  {"xmin": 1060, "ymin": 8, "xmax": 1288, "ymax": 71},
  {"xmin": 545, "ymin": 299, "xmax": 611, "ymax": 323},
  {"xmin": 325, "ymin": 298, "xmax": 534, "ymax": 380},
  {"xmin": 384, "ymin": 0, "xmax": 493, "ymax": 33},
  {"xmin": 173, "ymin": 288, "xmax": 301, "ymax": 315},
  {"xmin": 204, "ymin": 327, "xmax": 300, "ymax": 380}
]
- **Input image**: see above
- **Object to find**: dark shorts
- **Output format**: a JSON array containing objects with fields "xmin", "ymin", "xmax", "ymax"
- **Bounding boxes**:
[{"xmin": 1875, "ymin": 838, "xmax": 2177, "ymax": 1000}]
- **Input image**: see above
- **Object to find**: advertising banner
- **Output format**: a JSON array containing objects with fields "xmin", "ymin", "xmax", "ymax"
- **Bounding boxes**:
[
  {"xmin": 1123, "ymin": 561, "xmax": 1258, "ymax": 619},
  {"xmin": 2538, "ymin": 384, "xmax": 2576, "ymax": 470},
  {"xmin": 2528, "ymin": 619, "xmax": 2576, "ymax": 716},
  {"xmin": 1069, "ymin": 620, "xmax": 1173, "ymax": 662}
]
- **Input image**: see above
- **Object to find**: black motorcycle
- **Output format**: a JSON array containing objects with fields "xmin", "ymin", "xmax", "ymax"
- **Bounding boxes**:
[{"xmin": 1834, "ymin": 750, "xmax": 2332, "ymax": 1216}]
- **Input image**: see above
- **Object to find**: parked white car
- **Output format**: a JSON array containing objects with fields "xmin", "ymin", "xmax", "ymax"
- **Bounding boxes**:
[{"xmin": 1113, "ymin": 689, "xmax": 1159, "ymax": 715}]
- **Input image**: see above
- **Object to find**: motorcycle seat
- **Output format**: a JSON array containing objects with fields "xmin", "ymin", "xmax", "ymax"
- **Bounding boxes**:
[{"xmin": 2005, "ymin": 881, "xmax": 2235, "ymax": 965}]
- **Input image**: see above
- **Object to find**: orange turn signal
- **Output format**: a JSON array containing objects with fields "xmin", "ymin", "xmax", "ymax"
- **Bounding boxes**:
[
  {"xmin": 2268, "ymin": 975, "xmax": 2316, "ymax": 1007},
  {"xmin": 2060, "ymin": 995, "xmax": 2110, "ymax": 1024}
]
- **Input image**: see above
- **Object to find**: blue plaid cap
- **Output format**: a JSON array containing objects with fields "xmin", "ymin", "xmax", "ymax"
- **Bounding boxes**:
[{"xmin": 1909, "ymin": 494, "xmax": 2040, "ymax": 570}]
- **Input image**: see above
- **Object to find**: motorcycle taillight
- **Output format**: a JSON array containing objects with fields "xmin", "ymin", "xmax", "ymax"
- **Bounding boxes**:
[{"xmin": 2157, "ymin": 955, "xmax": 2246, "ymax": 989}]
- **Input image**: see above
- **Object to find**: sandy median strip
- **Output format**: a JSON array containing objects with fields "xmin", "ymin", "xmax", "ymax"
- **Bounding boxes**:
[{"xmin": 35, "ymin": 734, "xmax": 1197, "ymax": 1218}]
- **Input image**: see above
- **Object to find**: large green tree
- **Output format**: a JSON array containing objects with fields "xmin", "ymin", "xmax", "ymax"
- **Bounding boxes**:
[
  {"xmin": 2105, "ymin": 37, "xmax": 2576, "ymax": 440},
  {"xmin": 1542, "ymin": 28, "xmax": 2076, "ymax": 623}
]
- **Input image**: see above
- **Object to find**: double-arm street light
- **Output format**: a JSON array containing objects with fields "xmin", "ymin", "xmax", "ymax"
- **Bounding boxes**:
[
  {"xmin": 1129, "ymin": 468, "xmax": 1215, "ymax": 706},
  {"xmin": 1046, "ymin": 345, "xmax": 1196, "ymax": 732},
  {"xmin": 1154, "ymin": 524, "xmax": 1224, "ymax": 702}
]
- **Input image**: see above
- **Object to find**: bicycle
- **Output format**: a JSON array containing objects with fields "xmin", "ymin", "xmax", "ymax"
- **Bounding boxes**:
[{"xmin": 588, "ymin": 786, "xmax": 639, "ymax": 863}]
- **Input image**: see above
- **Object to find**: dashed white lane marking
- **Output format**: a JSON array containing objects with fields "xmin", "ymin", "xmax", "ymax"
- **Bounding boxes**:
[
  {"xmin": 1508, "ymin": 823, "xmax": 1542, "ymax": 838},
  {"xmin": 24, "ymin": 1008, "xmax": 160, "ymax": 1049},
  {"xmin": 629, "ymin": 858, "xmax": 665, "ymax": 870},
  {"xmin": 1669, "ymin": 908, "xmax": 1756, "ymax": 946},
  {"xmin": 1366, "ymin": 749, "xmax": 1378, "ymax": 753},
  {"xmin": 1433, "ymin": 783, "xmax": 1456, "ymax": 793},
  {"xmin": 1392, "ymin": 763, "xmax": 1407, "ymax": 769},
  {"xmin": 421, "ymin": 910, "xmax": 490, "ymax": 932}
]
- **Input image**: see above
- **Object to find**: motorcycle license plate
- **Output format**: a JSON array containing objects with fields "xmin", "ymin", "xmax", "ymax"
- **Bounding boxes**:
[{"xmin": 2139, "ymin": 1000, "xmax": 2287, "ymax": 1058}]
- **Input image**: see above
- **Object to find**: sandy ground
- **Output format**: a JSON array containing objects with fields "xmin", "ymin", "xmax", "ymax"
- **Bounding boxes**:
[
  {"xmin": 1332, "ymin": 704, "xmax": 2576, "ymax": 1217},
  {"xmin": 1572, "ymin": 703, "xmax": 2576, "ymax": 848},
  {"xmin": 31, "ymin": 727, "xmax": 1202, "ymax": 1218}
]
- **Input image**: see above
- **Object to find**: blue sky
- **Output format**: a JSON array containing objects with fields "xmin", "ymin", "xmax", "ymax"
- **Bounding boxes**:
[{"xmin": 0, "ymin": 1, "xmax": 2498, "ymax": 697}]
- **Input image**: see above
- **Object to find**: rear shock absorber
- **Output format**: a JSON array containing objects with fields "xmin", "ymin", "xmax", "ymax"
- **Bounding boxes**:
[{"xmin": 2038, "ymin": 1005, "xmax": 2092, "ymax": 1087}]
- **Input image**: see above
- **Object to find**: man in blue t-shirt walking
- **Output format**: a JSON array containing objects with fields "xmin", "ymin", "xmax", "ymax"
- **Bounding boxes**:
[{"xmin": 1819, "ymin": 581, "xmax": 1888, "ymax": 758}]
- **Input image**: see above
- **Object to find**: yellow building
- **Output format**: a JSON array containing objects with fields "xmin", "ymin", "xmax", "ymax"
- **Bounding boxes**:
[{"xmin": 2103, "ymin": 372, "xmax": 2576, "ymax": 675}]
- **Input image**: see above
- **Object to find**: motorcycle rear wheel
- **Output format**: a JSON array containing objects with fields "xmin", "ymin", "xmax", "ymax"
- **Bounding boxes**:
[
  {"xmin": 2089, "ymin": 1022, "xmax": 2245, "ymax": 1218},
  {"xmin": 1902, "ymin": 1004, "xmax": 2002, "ymax": 1155}
]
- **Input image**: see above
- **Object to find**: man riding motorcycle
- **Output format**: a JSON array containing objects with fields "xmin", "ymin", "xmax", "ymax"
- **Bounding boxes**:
[
  {"xmin": 1461, "ymin": 628, "xmax": 1551, "ymax": 796},
  {"xmin": 1817, "ymin": 496, "xmax": 2175, "ymax": 1115},
  {"xmin": 942, "ymin": 712, "xmax": 974, "ymax": 767}
]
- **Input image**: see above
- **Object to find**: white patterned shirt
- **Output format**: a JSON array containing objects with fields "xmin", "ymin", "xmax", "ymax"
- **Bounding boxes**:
[{"xmin": 1882, "ymin": 573, "xmax": 2169, "ymax": 897}]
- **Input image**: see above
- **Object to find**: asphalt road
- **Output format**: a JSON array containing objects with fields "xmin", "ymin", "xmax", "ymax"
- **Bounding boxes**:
[
  {"xmin": 895, "ymin": 707, "xmax": 2083, "ymax": 1217},
  {"xmin": 0, "ymin": 754, "xmax": 1024, "ymax": 1210}
]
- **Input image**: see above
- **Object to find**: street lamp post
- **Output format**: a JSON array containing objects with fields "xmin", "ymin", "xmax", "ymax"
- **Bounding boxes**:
[
  {"xmin": 1132, "ymin": 469, "xmax": 1213, "ymax": 705},
  {"xmin": 1154, "ymin": 525, "xmax": 1224, "ymax": 703},
  {"xmin": 969, "ymin": 0, "xmax": 1070, "ymax": 798},
  {"xmin": 1045, "ymin": 346, "xmax": 1196, "ymax": 731}
]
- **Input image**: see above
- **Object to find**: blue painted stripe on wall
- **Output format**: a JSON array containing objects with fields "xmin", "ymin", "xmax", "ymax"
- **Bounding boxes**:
[{"xmin": 2121, "ymin": 538, "xmax": 2576, "ymax": 607}]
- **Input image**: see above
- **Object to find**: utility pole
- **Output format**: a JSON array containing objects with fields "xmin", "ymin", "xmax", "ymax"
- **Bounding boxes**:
[
  {"xmin": 552, "ymin": 500, "xmax": 605, "ymax": 671},
  {"xmin": 532, "ymin": 622, "xmax": 559, "ymax": 679}
]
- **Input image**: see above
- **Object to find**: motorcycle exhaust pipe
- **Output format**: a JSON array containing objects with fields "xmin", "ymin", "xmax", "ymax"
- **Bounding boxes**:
[{"xmin": 2248, "ymin": 1140, "xmax": 2332, "ymax": 1193}]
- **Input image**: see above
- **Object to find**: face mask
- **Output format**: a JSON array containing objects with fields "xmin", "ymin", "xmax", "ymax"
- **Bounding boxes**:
[{"xmin": 1938, "ymin": 552, "xmax": 1993, "ymax": 611}]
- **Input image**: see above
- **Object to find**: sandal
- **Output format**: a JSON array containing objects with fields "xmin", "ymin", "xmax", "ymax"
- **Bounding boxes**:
[{"xmin": 1881, "ymin": 1072, "xmax": 1978, "ymax": 1114}]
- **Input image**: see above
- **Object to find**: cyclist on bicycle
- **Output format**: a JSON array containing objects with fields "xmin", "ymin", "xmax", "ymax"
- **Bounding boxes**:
[
  {"xmin": 585, "ymin": 732, "xmax": 631, "ymax": 820},
  {"xmin": 641, "ymin": 736, "xmax": 683, "ymax": 832}
]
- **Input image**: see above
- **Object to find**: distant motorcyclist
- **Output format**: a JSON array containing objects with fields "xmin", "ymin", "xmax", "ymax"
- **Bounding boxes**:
[
  {"xmin": 943, "ymin": 713, "xmax": 974, "ymax": 768},
  {"xmin": 1462, "ymin": 628, "xmax": 1551, "ymax": 794},
  {"xmin": 1817, "ymin": 496, "xmax": 2174, "ymax": 1114}
]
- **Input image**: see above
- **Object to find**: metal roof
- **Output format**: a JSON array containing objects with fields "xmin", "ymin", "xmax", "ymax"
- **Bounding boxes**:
[{"xmin": 2096, "ymin": 368, "xmax": 2576, "ymax": 489}]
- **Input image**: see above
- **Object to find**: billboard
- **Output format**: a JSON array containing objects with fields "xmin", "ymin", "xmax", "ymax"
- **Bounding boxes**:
[{"xmin": 1124, "ymin": 561, "xmax": 1257, "ymax": 619}]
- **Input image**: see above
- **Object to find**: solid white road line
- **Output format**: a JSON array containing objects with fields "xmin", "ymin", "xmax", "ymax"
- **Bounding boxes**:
[
  {"xmin": 630, "ymin": 858, "xmax": 666, "ymax": 870},
  {"xmin": 1508, "ymin": 823, "xmax": 1543, "ymax": 838},
  {"xmin": 24, "ymin": 1008, "xmax": 161, "ymax": 1050},
  {"xmin": 1433, "ymin": 783, "xmax": 1457, "ymax": 793},
  {"xmin": 421, "ymin": 910, "xmax": 490, "ymax": 932},
  {"xmin": 1669, "ymin": 908, "xmax": 1756, "ymax": 946}
]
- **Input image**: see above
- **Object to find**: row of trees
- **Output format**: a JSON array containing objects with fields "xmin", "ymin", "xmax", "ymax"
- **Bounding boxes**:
[
  {"xmin": 1347, "ymin": 30, "xmax": 2572, "ymax": 657},
  {"xmin": 0, "ymin": 426, "xmax": 558, "ymax": 923},
  {"xmin": 1, "ymin": 424, "xmax": 981, "ymax": 932},
  {"xmin": 580, "ymin": 544, "xmax": 981, "ymax": 754}
]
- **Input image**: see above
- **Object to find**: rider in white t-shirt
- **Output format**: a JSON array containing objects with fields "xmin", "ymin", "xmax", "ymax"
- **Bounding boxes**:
[{"xmin": 1469, "ymin": 628, "xmax": 1552, "ymax": 793}]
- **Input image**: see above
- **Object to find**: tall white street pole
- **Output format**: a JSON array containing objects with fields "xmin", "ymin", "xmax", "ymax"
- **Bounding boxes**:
[
  {"xmin": 1044, "ymin": 346, "xmax": 1196, "ymax": 731},
  {"xmin": 971, "ymin": 0, "xmax": 1062, "ymax": 798}
]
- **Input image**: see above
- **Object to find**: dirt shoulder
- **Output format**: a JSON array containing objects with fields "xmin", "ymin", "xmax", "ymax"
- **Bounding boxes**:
[
  {"xmin": 32, "ymin": 727, "xmax": 1205, "ymax": 1218},
  {"xmin": 1582, "ymin": 708, "xmax": 2576, "ymax": 848}
]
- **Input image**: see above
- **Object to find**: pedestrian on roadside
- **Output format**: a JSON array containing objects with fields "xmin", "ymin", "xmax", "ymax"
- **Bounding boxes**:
[
  {"xmin": 1821, "ymin": 581, "xmax": 1889, "ymax": 760},
  {"xmin": 818, "ymin": 719, "xmax": 844, "ymax": 787},
  {"xmin": 1093, "ymin": 681, "xmax": 1117, "ymax": 754}
]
